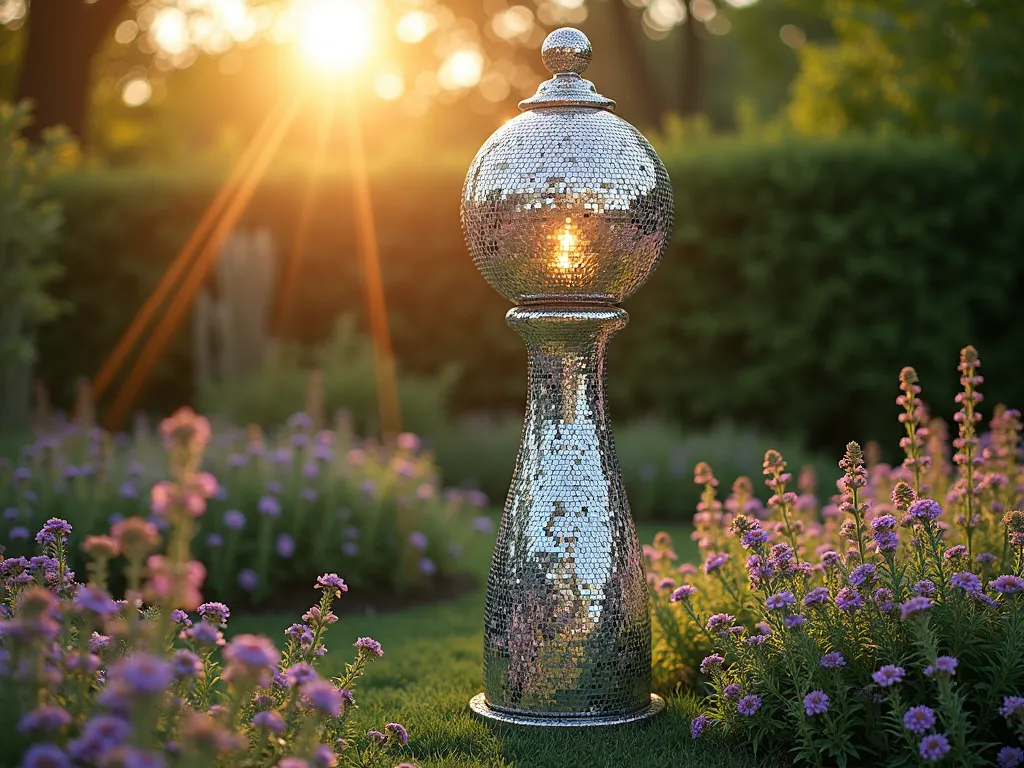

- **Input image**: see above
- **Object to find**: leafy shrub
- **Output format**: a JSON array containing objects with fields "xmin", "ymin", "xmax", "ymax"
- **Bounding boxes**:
[
  {"xmin": 0, "ymin": 408, "xmax": 492, "ymax": 606},
  {"xmin": 35, "ymin": 139, "xmax": 1024, "ymax": 456},
  {"xmin": 431, "ymin": 415, "xmax": 831, "ymax": 521},
  {"xmin": 0, "ymin": 100, "xmax": 77, "ymax": 430},
  {"xmin": 197, "ymin": 316, "xmax": 458, "ymax": 438},
  {"xmin": 647, "ymin": 346, "xmax": 1024, "ymax": 766},
  {"xmin": 0, "ymin": 408, "xmax": 417, "ymax": 767}
]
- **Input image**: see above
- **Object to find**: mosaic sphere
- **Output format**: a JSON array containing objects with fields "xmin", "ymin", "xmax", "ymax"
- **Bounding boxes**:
[{"xmin": 461, "ymin": 30, "xmax": 673, "ymax": 305}]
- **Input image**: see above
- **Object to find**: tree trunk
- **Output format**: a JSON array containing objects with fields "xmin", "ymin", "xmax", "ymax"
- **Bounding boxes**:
[
  {"xmin": 679, "ymin": 15, "xmax": 701, "ymax": 116},
  {"xmin": 608, "ymin": 0, "xmax": 665, "ymax": 129},
  {"xmin": 15, "ymin": 0, "xmax": 127, "ymax": 142}
]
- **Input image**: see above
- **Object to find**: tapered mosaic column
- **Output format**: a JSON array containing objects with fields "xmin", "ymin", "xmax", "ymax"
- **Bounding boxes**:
[{"xmin": 461, "ymin": 28, "xmax": 674, "ymax": 726}]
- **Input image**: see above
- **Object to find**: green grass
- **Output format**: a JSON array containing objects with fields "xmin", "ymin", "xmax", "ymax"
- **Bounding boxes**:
[{"xmin": 232, "ymin": 522, "xmax": 780, "ymax": 768}]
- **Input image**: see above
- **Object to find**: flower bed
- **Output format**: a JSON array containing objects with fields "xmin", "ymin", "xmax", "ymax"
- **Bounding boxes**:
[
  {"xmin": 0, "ymin": 409, "xmax": 419, "ymax": 768},
  {"xmin": 648, "ymin": 347, "xmax": 1024, "ymax": 766},
  {"xmin": 1, "ymin": 411, "xmax": 494, "ymax": 606}
]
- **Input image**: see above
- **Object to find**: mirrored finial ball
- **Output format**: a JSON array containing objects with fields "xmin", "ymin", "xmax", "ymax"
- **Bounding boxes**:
[{"xmin": 541, "ymin": 27, "xmax": 592, "ymax": 74}]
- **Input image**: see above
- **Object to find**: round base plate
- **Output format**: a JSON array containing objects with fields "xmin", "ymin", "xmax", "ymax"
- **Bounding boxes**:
[{"xmin": 468, "ymin": 693, "xmax": 665, "ymax": 727}]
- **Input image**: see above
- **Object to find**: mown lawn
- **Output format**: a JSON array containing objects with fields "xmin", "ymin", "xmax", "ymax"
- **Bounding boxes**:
[{"xmin": 232, "ymin": 522, "xmax": 781, "ymax": 768}]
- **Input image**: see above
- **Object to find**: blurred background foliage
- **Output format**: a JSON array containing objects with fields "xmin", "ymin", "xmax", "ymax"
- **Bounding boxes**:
[{"xmin": 1, "ymin": 0, "xmax": 1023, "ymax": 516}]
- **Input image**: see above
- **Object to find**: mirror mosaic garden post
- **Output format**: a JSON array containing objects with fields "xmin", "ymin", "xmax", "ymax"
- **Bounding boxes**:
[{"xmin": 460, "ymin": 27, "xmax": 674, "ymax": 726}]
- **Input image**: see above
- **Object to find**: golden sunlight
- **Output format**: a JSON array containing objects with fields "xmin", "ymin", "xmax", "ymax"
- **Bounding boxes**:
[
  {"xmin": 553, "ymin": 217, "xmax": 579, "ymax": 272},
  {"xmin": 298, "ymin": 0, "xmax": 374, "ymax": 73}
]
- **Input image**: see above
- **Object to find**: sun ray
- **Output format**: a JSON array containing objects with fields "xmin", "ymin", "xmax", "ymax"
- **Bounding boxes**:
[
  {"xmin": 91, "ymin": 100, "xmax": 290, "ymax": 405},
  {"xmin": 104, "ymin": 95, "xmax": 305, "ymax": 430},
  {"xmin": 341, "ymin": 77, "xmax": 401, "ymax": 440},
  {"xmin": 272, "ymin": 91, "xmax": 336, "ymax": 338}
]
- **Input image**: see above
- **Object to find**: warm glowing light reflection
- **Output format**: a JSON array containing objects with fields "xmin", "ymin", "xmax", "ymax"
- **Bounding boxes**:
[
  {"xmin": 299, "ymin": 0, "xmax": 374, "ymax": 72},
  {"xmin": 553, "ymin": 217, "xmax": 580, "ymax": 272},
  {"xmin": 122, "ymin": 77, "xmax": 154, "ymax": 107},
  {"xmin": 395, "ymin": 10, "xmax": 436, "ymax": 44},
  {"xmin": 374, "ymin": 71, "xmax": 405, "ymax": 100},
  {"xmin": 438, "ymin": 47, "xmax": 484, "ymax": 90}
]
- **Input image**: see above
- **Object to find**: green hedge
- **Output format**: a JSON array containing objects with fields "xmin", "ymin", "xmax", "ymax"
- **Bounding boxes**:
[{"xmin": 37, "ymin": 137, "xmax": 1024, "ymax": 455}]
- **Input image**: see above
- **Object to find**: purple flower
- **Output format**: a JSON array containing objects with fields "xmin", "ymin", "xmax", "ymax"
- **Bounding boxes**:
[
  {"xmin": 706, "ymin": 613, "xmax": 735, "ymax": 633},
  {"xmin": 187, "ymin": 621, "xmax": 224, "ymax": 647},
  {"xmin": 20, "ymin": 744, "xmax": 70, "ymax": 768},
  {"xmin": 703, "ymin": 552, "xmax": 729, "ymax": 574},
  {"xmin": 670, "ymin": 585, "xmax": 696, "ymax": 602},
  {"xmin": 312, "ymin": 744, "xmax": 336, "ymax": 768},
  {"xmin": 919, "ymin": 733, "xmax": 951, "ymax": 761},
  {"xmin": 276, "ymin": 533, "xmax": 296, "ymax": 558},
  {"xmin": 252, "ymin": 711, "xmax": 286, "ymax": 733},
  {"xmin": 206, "ymin": 533, "xmax": 223, "ymax": 548},
  {"xmin": 785, "ymin": 614, "xmax": 806, "ymax": 629},
  {"xmin": 699, "ymin": 654, "xmax": 724, "ymax": 674},
  {"xmin": 998, "ymin": 746, "xmax": 1024, "ymax": 768},
  {"xmin": 690, "ymin": 713, "xmax": 712, "ymax": 739},
  {"xmin": 952, "ymin": 571, "xmax": 983, "ymax": 593},
  {"xmin": 723, "ymin": 684, "xmax": 742, "ymax": 698},
  {"xmin": 1000, "ymin": 696, "xmax": 1024, "ymax": 718},
  {"xmin": 198, "ymin": 602, "xmax": 230, "ymax": 627},
  {"xmin": 990, "ymin": 575, "xmax": 1024, "ymax": 594},
  {"xmin": 418, "ymin": 557, "xmax": 437, "ymax": 576},
  {"xmin": 873, "ymin": 531, "xmax": 899, "ymax": 551},
  {"xmin": 316, "ymin": 573, "xmax": 348, "ymax": 597},
  {"xmin": 408, "ymin": 531, "xmax": 429, "ymax": 551},
  {"xmin": 238, "ymin": 569, "xmax": 258, "ymax": 592},
  {"xmin": 976, "ymin": 552, "xmax": 996, "ymax": 566},
  {"xmin": 35, "ymin": 517, "xmax": 72, "ymax": 546},
  {"xmin": 870, "ymin": 514, "xmax": 897, "ymax": 531},
  {"xmin": 302, "ymin": 679, "xmax": 344, "ymax": 716},
  {"xmin": 803, "ymin": 690, "xmax": 829, "ymax": 715},
  {"xmin": 820, "ymin": 652, "xmax": 846, "ymax": 668},
  {"xmin": 908, "ymin": 499, "xmax": 942, "ymax": 521},
  {"xmin": 223, "ymin": 509, "xmax": 246, "ymax": 530},
  {"xmin": 366, "ymin": 729, "xmax": 385, "ymax": 743},
  {"xmin": 108, "ymin": 654, "xmax": 174, "ymax": 696},
  {"xmin": 300, "ymin": 487, "xmax": 318, "ymax": 503},
  {"xmin": 903, "ymin": 705, "xmax": 936, "ymax": 734},
  {"xmin": 737, "ymin": 695, "xmax": 762, "ymax": 716},
  {"xmin": 342, "ymin": 542, "xmax": 359, "ymax": 557},
  {"xmin": 741, "ymin": 527, "xmax": 769, "ymax": 548},
  {"xmin": 804, "ymin": 587, "xmax": 830, "ymax": 606},
  {"xmin": 69, "ymin": 715, "xmax": 131, "ymax": 760},
  {"xmin": 18, "ymin": 705, "xmax": 72, "ymax": 733},
  {"xmin": 10, "ymin": 526, "xmax": 28, "ymax": 540},
  {"xmin": 224, "ymin": 634, "xmax": 280, "ymax": 671},
  {"xmin": 944, "ymin": 545, "xmax": 968, "ymax": 561},
  {"xmin": 924, "ymin": 656, "xmax": 959, "ymax": 676},
  {"xmin": 354, "ymin": 637, "xmax": 383, "ymax": 657},
  {"xmin": 835, "ymin": 587, "xmax": 864, "ymax": 611},
  {"xmin": 914, "ymin": 579, "xmax": 936, "ymax": 596},
  {"xmin": 258, "ymin": 495, "xmax": 281, "ymax": 518},
  {"xmin": 849, "ymin": 563, "xmax": 877, "ymax": 586},
  {"xmin": 745, "ymin": 634, "xmax": 767, "ymax": 647},
  {"xmin": 171, "ymin": 650, "xmax": 203, "ymax": 679},
  {"xmin": 284, "ymin": 662, "xmax": 318, "ymax": 686},
  {"xmin": 89, "ymin": 632, "xmax": 112, "ymax": 652},
  {"xmin": 872, "ymin": 665, "xmax": 905, "ymax": 687},
  {"xmin": 900, "ymin": 596, "xmax": 933, "ymax": 620},
  {"xmin": 74, "ymin": 586, "xmax": 119, "ymax": 618},
  {"xmin": 766, "ymin": 591, "xmax": 796, "ymax": 610},
  {"xmin": 385, "ymin": 722, "xmax": 409, "ymax": 744}
]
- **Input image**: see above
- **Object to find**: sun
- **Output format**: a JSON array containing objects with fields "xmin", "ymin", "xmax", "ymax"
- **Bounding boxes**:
[{"xmin": 299, "ymin": 0, "xmax": 375, "ymax": 73}]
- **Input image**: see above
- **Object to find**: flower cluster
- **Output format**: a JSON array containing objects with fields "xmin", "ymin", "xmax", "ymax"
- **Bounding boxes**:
[
  {"xmin": 647, "ymin": 349, "xmax": 1024, "ymax": 766},
  {"xmin": 1, "ymin": 408, "xmax": 418, "ymax": 768},
  {"xmin": 1, "ymin": 407, "xmax": 495, "ymax": 605}
]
